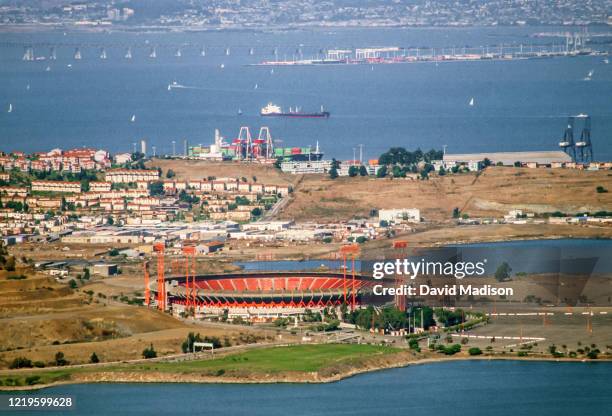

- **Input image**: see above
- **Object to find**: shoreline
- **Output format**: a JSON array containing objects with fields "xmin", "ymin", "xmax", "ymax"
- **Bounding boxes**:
[{"xmin": 2, "ymin": 354, "xmax": 609, "ymax": 392}]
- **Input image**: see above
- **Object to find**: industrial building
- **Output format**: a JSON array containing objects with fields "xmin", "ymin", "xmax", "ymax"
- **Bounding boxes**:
[{"xmin": 443, "ymin": 151, "xmax": 572, "ymax": 167}]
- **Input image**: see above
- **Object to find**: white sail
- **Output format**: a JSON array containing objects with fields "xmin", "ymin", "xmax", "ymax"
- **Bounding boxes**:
[
  {"xmin": 8, "ymin": 104, "xmax": 12, "ymax": 113},
  {"xmin": 469, "ymin": 97, "xmax": 475, "ymax": 106},
  {"xmin": 130, "ymin": 114, "xmax": 136, "ymax": 122}
]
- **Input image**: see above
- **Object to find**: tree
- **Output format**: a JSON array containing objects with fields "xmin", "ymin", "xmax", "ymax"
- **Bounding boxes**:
[
  {"xmin": 356, "ymin": 236, "xmax": 367, "ymax": 244},
  {"xmin": 329, "ymin": 167, "xmax": 339, "ymax": 179},
  {"xmin": 251, "ymin": 207, "xmax": 262, "ymax": 217},
  {"xmin": 106, "ymin": 216, "xmax": 114, "ymax": 225},
  {"xmin": 68, "ymin": 279, "xmax": 78, "ymax": 289},
  {"xmin": 90, "ymin": 352, "xmax": 100, "ymax": 363},
  {"xmin": 359, "ymin": 165, "xmax": 368, "ymax": 176},
  {"xmin": 348, "ymin": 165, "xmax": 358, "ymax": 177},
  {"xmin": 166, "ymin": 169, "xmax": 176, "ymax": 178},
  {"xmin": 482, "ymin": 158, "xmax": 492, "ymax": 167},
  {"xmin": 438, "ymin": 166, "xmax": 446, "ymax": 176},
  {"xmin": 452, "ymin": 207, "xmax": 460, "ymax": 218},
  {"xmin": 142, "ymin": 343, "xmax": 157, "ymax": 359},
  {"xmin": 376, "ymin": 165, "xmax": 387, "ymax": 178},
  {"xmin": 5, "ymin": 256, "xmax": 16, "ymax": 271},
  {"xmin": 596, "ymin": 186, "xmax": 608, "ymax": 193},
  {"xmin": 149, "ymin": 181, "xmax": 164, "ymax": 196},
  {"xmin": 54, "ymin": 351, "xmax": 69, "ymax": 366},
  {"xmin": 495, "ymin": 262, "xmax": 512, "ymax": 282},
  {"xmin": 514, "ymin": 161, "xmax": 522, "ymax": 167}
]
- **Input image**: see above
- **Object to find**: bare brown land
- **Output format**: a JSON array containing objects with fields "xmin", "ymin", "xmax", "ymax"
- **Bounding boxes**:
[
  {"xmin": 147, "ymin": 159, "xmax": 298, "ymax": 186},
  {"xmin": 281, "ymin": 167, "xmax": 612, "ymax": 222},
  {"xmin": 0, "ymin": 268, "xmax": 271, "ymax": 369}
]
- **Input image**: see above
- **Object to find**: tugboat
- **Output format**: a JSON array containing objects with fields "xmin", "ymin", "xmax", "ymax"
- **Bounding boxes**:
[{"xmin": 260, "ymin": 103, "xmax": 330, "ymax": 118}]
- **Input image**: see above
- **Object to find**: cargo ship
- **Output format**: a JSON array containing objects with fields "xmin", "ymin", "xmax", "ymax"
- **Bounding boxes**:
[
  {"xmin": 188, "ymin": 127, "xmax": 323, "ymax": 162},
  {"xmin": 260, "ymin": 103, "xmax": 330, "ymax": 118},
  {"xmin": 272, "ymin": 141, "xmax": 324, "ymax": 162}
]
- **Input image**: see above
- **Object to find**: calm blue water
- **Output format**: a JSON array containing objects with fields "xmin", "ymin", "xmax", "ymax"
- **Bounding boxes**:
[
  {"xmin": 238, "ymin": 238, "xmax": 612, "ymax": 275},
  {"xmin": 2, "ymin": 361, "xmax": 610, "ymax": 415},
  {"xmin": 1, "ymin": 27, "xmax": 611, "ymax": 160}
]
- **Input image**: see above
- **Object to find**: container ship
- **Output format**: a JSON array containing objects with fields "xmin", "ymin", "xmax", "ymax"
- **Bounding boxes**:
[
  {"xmin": 188, "ymin": 127, "xmax": 323, "ymax": 162},
  {"xmin": 272, "ymin": 142, "xmax": 323, "ymax": 162},
  {"xmin": 260, "ymin": 103, "xmax": 330, "ymax": 119}
]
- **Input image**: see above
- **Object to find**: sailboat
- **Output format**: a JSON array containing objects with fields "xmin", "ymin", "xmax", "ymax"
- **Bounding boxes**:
[
  {"xmin": 149, "ymin": 47, "xmax": 157, "ymax": 59},
  {"xmin": 270, "ymin": 68, "xmax": 274, "ymax": 75},
  {"xmin": 237, "ymin": 108, "xmax": 243, "ymax": 116},
  {"xmin": 584, "ymin": 69, "xmax": 594, "ymax": 81},
  {"xmin": 604, "ymin": 58, "xmax": 609, "ymax": 64},
  {"xmin": 469, "ymin": 97, "xmax": 475, "ymax": 107},
  {"xmin": 130, "ymin": 114, "xmax": 136, "ymax": 123},
  {"xmin": 254, "ymin": 83, "xmax": 258, "ymax": 89},
  {"xmin": 26, "ymin": 84, "xmax": 30, "ymax": 91},
  {"xmin": 8, "ymin": 104, "xmax": 13, "ymax": 113},
  {"xmin": 125, "ymin": 48, "xmax": 132, "ymax": 59},
  {"xmin": 45, "ymin": 65, "xmax": 51, "ymax": 72},
  {"xmin": 220, "ymin": 63, "xmax": 225, "ymax": 69}
]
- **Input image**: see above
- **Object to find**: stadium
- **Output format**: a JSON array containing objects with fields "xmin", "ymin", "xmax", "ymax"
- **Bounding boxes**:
[{"xmin": 152, "ymin": 271, "xmax": 374, "ymax": 321}]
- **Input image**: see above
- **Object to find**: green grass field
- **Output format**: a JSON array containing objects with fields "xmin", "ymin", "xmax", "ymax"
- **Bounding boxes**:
[{"xmin": 0, "ymin": 344, "xmax": 400, "ymax": 388}]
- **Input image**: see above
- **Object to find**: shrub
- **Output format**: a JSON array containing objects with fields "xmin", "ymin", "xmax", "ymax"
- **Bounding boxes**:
[
  {"xmin": 587, "ymin": 350, "xmax": 599, "ymax": 359},
  {"xmin": 142, "ymin": 344, "xmax": 157, "ymax": 359},
  {"xmin": 54, "ymin": 351, "xmax": 69, "ymax": 366},
  {"xmin": 25, "ymin": 375, "xmax": 41, "ymax": 386},
  {"xmin": 7, "ymin": 274, "xmax": 26, "ymax": 280},
  {"xmin": 468, "ymin": 347, "xmax": 482, "ymax": 356},
  {"xmin": 9, "ymin": 357, "xmax": 32, "ymax": 369}
]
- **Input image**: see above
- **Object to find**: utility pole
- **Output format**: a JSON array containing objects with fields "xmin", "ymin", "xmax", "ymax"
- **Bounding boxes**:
[
  {"xmin": 358, "ymin": 144, "xmax": 364, "ymax": 164},
  {"xmin": 152, "ymin": 146, "xmax": 156, "ymax": 157},
  {"xmin": 172, "ymin": 140, "xmax": 176, "ymax": 157}
]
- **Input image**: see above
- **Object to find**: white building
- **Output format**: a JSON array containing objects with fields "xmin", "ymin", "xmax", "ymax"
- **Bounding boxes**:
[
  {"xmin": 379, "ymin": 208, "xmax": 421, "ymax": 223},
  {"xmin": 281, "ymin": 160, "xmax": 332, "ymax": 174}
]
